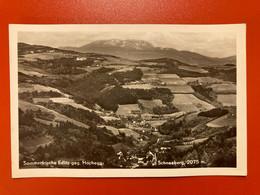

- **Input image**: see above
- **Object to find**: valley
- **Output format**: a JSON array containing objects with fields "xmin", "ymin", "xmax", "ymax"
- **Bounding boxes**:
[{"xmin": 18, "ymin": 41, "xmax": 237, "ymax": 169}]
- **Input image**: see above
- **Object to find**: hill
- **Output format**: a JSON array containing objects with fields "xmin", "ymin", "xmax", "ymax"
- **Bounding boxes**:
[{"xmin": 61, "ymin": 39, "xmax": 236, "ymax": 66}]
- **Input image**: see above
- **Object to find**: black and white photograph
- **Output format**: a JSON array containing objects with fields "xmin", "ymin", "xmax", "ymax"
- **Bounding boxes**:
[{"xmin": 9, "ymin": 24, "xmax": 246, "ymax": 178}]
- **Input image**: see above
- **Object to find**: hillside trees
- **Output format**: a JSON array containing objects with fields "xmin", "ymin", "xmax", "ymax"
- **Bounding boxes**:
[{"xmin": 112, "ymin": 68, "xmax": 143, "ymax": 84}]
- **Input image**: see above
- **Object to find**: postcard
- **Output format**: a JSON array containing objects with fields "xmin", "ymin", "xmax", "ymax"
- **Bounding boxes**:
[{"xmin": 9, "ymin": 24, "xmax": 247, "ymax": 177}]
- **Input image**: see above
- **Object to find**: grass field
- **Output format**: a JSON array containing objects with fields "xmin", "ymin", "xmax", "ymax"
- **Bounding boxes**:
[
  {"xmin": 141, "ymin": 62, "xmax": 158, "ymax": 66},
  {"xmin": 33, "ymin": 98, "xmax": 50, "ymax": 103},
  {"xmin": 22, "ymin": 52, "xmax": 76, "ymax": 61},
  {"xmin": 50, "ymin": 97, "xmax": 93, "ymax": 111},
  {"xmin": 19, "ymin": 69, "xmax": 45, "ymax": 77},
  {"xmin": 34, "ymin": 118, "xmax": 59, "ymax": 127},
  {"xmin": 19, "ymin": 83, "xmax": 70, "ymax": 97},
  {"xmin": 159, "ymin": 77, "xmax": 187, "ymax": 85},
  {"xmin": 217, "ymin": 94, "xmax": 236, "ymax": 106},
  {"xmin": 102, "ymin": 56, "xmax": 139, "ymax": 66},
  {"xmin": 109, "ymin": 66, "xmax": 134, "ymax": 74},
  {"xmin": 160, "ymin": 84, "xmax": 194, "ymax": 94},
  {"xmin": 146, "ymin": 120, "xmax": 167, "ymax": 127},
  {"xmin": 19, "ymin": 100, "xmax": 89, "ymax": 129},
  {"xmin": 207, "ymin": 115, "xmax": 236, "ymax": 127},
  {"xmin": 157, "ymin": 74, "xmax": 181, "ymax": 79},
  {"xmin": 210, "ymin": 83, "xmax": 236, "ymax": 94},
  {"xmin": 178, "ymin": 65, "xmax": 208, "ymax": 73},
  {"xmin": 116, "ymin": 104, "xmax": 141, "ymax": 116},
  {"xmin": 183, "ymin": 77, "xmax": 223, "ymax": 84},
  {"xmin": 122, "ymin": 84, "xmax": 154, "ymax": 89},
  {"xmin": 100, "ymin": 116, "xmax": 121, "ymax": 121},
  {"xmin": 174, "ymin": 145, "xmax": 193, "ymax": 151},
  {"xmin": 172, "ymin": 94, "xmax": 214, "ymax": 112},
  {"xmin": 142, "ymin": 73, "xmax": 159, "ymax": 81}
]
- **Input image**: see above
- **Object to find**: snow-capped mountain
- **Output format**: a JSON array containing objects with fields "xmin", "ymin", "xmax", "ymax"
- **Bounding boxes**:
[
  {"xmin": 88, "ymin": 39, "xmax": 154, "ymax": 50},
  {"xmin": 61, "ymin": 39, "xmax": 236, "ymax": 66}
]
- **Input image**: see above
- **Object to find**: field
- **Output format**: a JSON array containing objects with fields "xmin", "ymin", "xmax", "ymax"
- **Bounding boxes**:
[
  {"xmin": 100, "ymin": 116, "xmax": 121, "ymax": 121},
  {"xmin": 17, "ymin": 42, "xmax": 238, "ymax": 169},
  {"xmin": 19, "ymin": 69, "xmax": 45, "ymax": 77},
  {"xmin": 174, "ymin": 138, "xmax": 208, "ymax": 151},
  {"xmin": 207, "ymin": 115, "xmax": 236, "ymax": 127},
  {"xmin": 19, "ymin": 100, "xmax": 89, "ymax": 129},
  {"xmin": 159, "ymin": 77, "xmax": 186, "ymax": 85},
  {"xmin": 118, "ymin": 128, "xmax": 140, "ymax": 139},
  {"xmin": 178, "ymin": 65, "xmax": 208, "ymax": 73},
  {"xmin": 33, "ymin": 98, "xmax": 50, "ymax": 103},
  {"xmin": 19, "ymin": 83, "xmax": 70, "ymax": 97},
  {"xmin": 109, "ymin": 66, "xmax": 134, "ymax": 74},
  {"xmin": 33, "ymin": 97, "xmax": 93, "ymax": 111},
  {"xmin": 174, "ymin": 145, "xmax": 193, "ymax": 151},
  {"xmin": 146, "ymin": 120, "xmax": 167, "ymax": 127},
  {"xmin": 138, "ymin": 99, "xmax": 165, "ymax": 113},
  {"xmin": 34, "ymin": 118, "xmax": 59, "ymax": 127},
  {"xmin": 160, "ymin": 84, "xmax": 194, "ymax": 94},
  {"xmin": 102, "ymin": 56, "xmax": 139, "ymax": 66},
  {"xmin": 157, "ymin": 74, "xmax": 181, "ymax": 79},
  {"xmin": 183, "ymin": 77, "xmax": 223, "ymax": 84},
  {"xmin": 22, "ymin": 52, "xmax": 76, "ymax": 61},
  {"xmin": 49, "ymin": 97, "xmax": 93, "ymax": 111},
  {"xmin": 122, "ymin": 84, "xmax": 153, "ymax": 89},
  {"xmin": 217, "ymin": 94, "xmax": 236, "ymax": 106},
  {"xmin": 190, "ymin": 137, "xmax": 208, "ymax": 144},
  {"xmin": 141, "ymin": 62, "xmax": 158, "ymax": 66},
  {"xmin": 104, "ymin": 65, "xmax": 129, "ymax": 69},
  {"xmin": 172, "ymin": 94, "xmax": 214, "ymax": 112},
  {"xmin": 163, "ymin": 111, "xmax": 186, "ymax": 118},
  {"xmin": 142, "ymin": 73, "xmax": 159, "ymax": 81},
  {"xmin": 210, "ymin": 83, "xmax": 236, "ymax": 94},
  {"xmin": 116, "ymin": 104, "xmax": 141, "ymax": 116}
]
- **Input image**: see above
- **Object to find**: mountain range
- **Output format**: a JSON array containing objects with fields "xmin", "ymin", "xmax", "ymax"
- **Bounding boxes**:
[{"xmin": 61, "ymin": 39, "xmax": 236, "ymax": 66}]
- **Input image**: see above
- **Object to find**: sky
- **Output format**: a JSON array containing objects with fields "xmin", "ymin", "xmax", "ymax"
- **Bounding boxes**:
[{"xmin": 18, "ymin": 31, "xmax": 236, "ymax": 58}]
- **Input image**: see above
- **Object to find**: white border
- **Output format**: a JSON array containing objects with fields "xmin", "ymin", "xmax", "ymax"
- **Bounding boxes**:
[{"xmin": 9, "ymin": 24, "xmax": 247, "ymax": 178}]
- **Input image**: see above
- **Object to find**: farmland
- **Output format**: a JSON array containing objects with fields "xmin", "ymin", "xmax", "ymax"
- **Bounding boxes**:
[
  {"xmin": 178, "ymin": 65, "xmax": 208, "ymax": 73},
  {"xmin": 217, "ymin": 94, "xmax": 236, "ymax": 106},
  {"xmin": 122, "ymin": 84, "xmax": 153, "ymax": 89},
  {"xmin": 19, "ymin": 100, "xmax": 90, "ymax": 129},
  {"xmin": 160, "ymin": 84, "xmax": 194, "ymax": 94},
  {"xmin": 210, "ymin": 83, "xmax": 236, "ymax": 94},
  {"xmin": 49, "ymin": 97, "xmax": 93, "ymax": 111},
  {"xmin": 157, "ymin": 74, "xmax": 186, "ymax": 85},
  {"xmin": 17, "ymin": 42, "xmax": 237, "ymax": 169},
  {"xmin": 207, "ymin": 115, "xmax": 236, "ymax": 128},
  {"xmin": 116, "ymin": 104, "xmax": 141, "ymax": 116},
  {"xmin": 183, "ymin": 77, "xmax": 223, "ymax": 84},
  {"xmin": 172, "ymin": 94, "xmax": 214, "ymax": 112}
]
